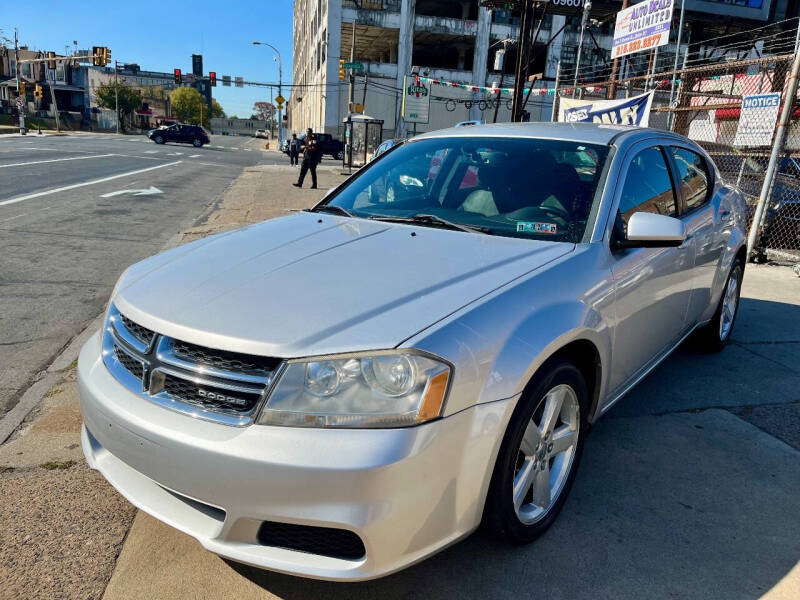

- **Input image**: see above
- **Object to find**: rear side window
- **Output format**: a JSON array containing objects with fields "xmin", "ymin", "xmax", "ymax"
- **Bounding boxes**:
[
  {"xmin": 670, "ymin": 147, "xmax": 710, "ymax": 211},
  {"xmin": 618, "ymin": 147, "xmax": 677, "ymax": 224}
]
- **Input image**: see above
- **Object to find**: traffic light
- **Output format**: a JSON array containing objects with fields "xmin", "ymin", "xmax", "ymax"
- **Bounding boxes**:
[
  {"xmin": 92, "ymin": 46, "xmax": 102, "ymax": 66},
  {"xmin": 209, "ymin": 71, "xmax": 216, "ymax": 86},
  {"xmin": 47, "ymin": 51, "xmax": 57, "ymax": 70},
  {"xmin": 103, "ymin": 47, "xmax": 111, "ymax": 66},
  {"xmin": 174, "ymin": 69, "xmax": 182, "ymax": 84},
  {"xmin": 339, "ymin": 59, "xmax": 345, "ymax": 81},
  {"xmin": 34, "ymin": 84, "xmax": 43, "ymax": 99},
  {"xmin": 19, "ymin": 80, "xmax": 26, "ymax": 95}
]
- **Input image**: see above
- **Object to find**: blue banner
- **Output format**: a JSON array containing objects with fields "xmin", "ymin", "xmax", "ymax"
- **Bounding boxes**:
[{"xmin": 558, "ymin": 92, "xmax": 654, "ymax": 127}]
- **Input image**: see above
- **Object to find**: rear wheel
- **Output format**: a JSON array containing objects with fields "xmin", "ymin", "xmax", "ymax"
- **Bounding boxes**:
[
  {"xmin": 483, "ymin": 362, "xmax": 588, "ymax": 543},
  {"xmin": 193, "ymin": 138, "xmax": 203, "ymax": 148},
  {"xmin": 696, "ymin": 258, "xmax": 743, "ymax": 352},
  {"xmin": 336, "ymin": 150, "xmax": 345, "ymax": 161}
]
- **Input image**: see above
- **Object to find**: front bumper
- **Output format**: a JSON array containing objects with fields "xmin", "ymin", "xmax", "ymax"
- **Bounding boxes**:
[{"xmin": 78, "ymin": 331, "xmax": 513, "ymax": 581}]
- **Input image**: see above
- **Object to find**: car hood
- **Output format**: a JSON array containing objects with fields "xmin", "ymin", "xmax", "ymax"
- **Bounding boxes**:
[{"xmin": 113, "ymin": 212, "xmax": 573, "ymax": 357}]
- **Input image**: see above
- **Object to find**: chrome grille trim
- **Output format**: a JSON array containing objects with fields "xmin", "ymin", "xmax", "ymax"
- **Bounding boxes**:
[{"xmin": 101, "ymin": 303, "xmax": 281, "ymax": 427}]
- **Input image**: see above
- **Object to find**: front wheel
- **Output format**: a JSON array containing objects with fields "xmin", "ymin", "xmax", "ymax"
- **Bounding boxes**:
[
  {"xmin": 483, "ymin": 362, "xmax": 588, "ymax": 543},
  {"xmin": 154, "ymin": 135, "xmax": 164, "ymax": 144},
  {"xmin": 336, "ymin": 150, "xmax": 345, "ymax": 161},
  {"xmin": 696, "ymin": 258, "xmax": 744, "ymax": 352}
]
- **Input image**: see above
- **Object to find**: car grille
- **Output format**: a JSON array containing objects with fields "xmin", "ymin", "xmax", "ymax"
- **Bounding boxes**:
[
  {"xmin": 256, "ymin": 521, "xmax": 366, "ymax": 561},
  {"xmin": 102, "ymin": 304, "xmax": 280, "ymax": 426}
]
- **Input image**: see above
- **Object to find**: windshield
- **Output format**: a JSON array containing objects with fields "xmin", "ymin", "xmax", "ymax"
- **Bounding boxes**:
[{"xmin": 322, "ymin": 136, "xmax": 610, "ymax": 242}]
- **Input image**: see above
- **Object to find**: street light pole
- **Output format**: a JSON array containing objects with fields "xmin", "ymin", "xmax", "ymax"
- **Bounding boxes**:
[
  {"xmin": 114, "ymin": 60, "xmax": 120, "ymax": 134},
  {"xmin": 253, "ymin": 41, "xmax": 283, "ymax": 145}
]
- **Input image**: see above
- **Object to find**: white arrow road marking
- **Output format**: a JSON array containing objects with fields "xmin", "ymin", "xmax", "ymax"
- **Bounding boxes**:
[
  {"xmin": 100, "ymin": 186, "xmax": 163, "ymax": 198},
  {"xmin": 0, "ymin": 153, "xmax": 116, "ymax": 168},
  {"xmin": 144, "ymin": 150, "xmax": 158, "ymax": 154},
  {"xmin": 0, "ymin": 161, "xmax": 181, "ymax": 207},
  {"xmin": 166, "ymin": 152, "xmax": 184, "ymax": 156}
]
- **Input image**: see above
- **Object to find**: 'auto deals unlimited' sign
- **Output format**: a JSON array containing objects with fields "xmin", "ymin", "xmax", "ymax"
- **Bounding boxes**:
[
  {"xmin": 558, "ymin": 91, "xmax": 654, "ymax": 127},
  {"xmin": 402, "ymin": 76, "xmax": 430, "ymax": 124},
  {"xmin": 612, "ymin": 0, "xmax": 674, "ymax": 59}
]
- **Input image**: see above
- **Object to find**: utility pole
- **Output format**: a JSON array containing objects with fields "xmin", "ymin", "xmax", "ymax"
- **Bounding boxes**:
[
  {"xmin": 14, "ymin": 29, "xmax": 26, "ymax": 135},
  {"xmin": 511, "ymin": 0, "xmax": 532, "ymax": 122},
  {"xmin": 572, "ymin": 0, "xmax": 592, "ymax": 99},
  {"xmin": 608, "ymin": 0, "xmax": 629, "ymax": 99},
  {"xmin": 47, "ymin": 65, "xmax": 61, "ymax": 132},
  {"xmin": 349, "ymin": 20, "xmax": 356, "ymax": 113},
  {"xmin": 361, "ymin": 74, "xmax": 368, "ymax": 112},
  {"xmin": 114, "ymin": 60, "xmax": 120, "ymax": 134}
]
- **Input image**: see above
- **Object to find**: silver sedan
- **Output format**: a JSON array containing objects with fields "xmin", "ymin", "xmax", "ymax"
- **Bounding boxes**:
[{"xmin": 78, "ymin": 122, "xmax": 747, "ymax": 581}]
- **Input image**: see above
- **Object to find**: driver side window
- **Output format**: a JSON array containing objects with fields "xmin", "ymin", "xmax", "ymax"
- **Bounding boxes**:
[{"xmin": 619, "ymin": 147, "xmax": 677, "ymax": 225}]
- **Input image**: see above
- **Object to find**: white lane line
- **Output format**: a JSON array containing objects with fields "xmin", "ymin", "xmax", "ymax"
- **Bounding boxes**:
[
  {"xmin": 0, "ymin": 161, "xmax": 182, "ymax": 208},
  {"xmin": 0, "ymin": 154, "xmax": 116, "ymax": 169},
  {"xmin": 189, "ymin": 154, "xmax": 201, "ymax": 158},
  {"xmin": 0, "ymin": 204, "xmax": 57, "ymax": 224},
  {"xmin": 144, "ymin": 150, "xmax": 158, "ymax": 154}
]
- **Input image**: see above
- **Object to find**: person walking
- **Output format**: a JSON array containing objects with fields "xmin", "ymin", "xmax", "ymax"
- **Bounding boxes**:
[
  {"xmin": 288, "ymin": 133, "xmax": 300, "ymax": 166},
  {"xmin": 293, "ymin": 128, "xmax": 319, "ymax": 189}
]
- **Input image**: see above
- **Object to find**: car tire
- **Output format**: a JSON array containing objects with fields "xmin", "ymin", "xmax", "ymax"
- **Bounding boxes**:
[
  {"xmin": 696, "ymin": 258, "xmax": 744, "ymax": 352},
  {"xmin": 336, "ymin": 150, "xmax": 345, "ymax": 160},
  {"xmin": 193, "ymin": 138, "xmax": 203, "ymax": 148},
  {"xmin": 154, "ymin": 135, "xmax": 164, "ymax": 144},
  {"xmin": 482, "ymin": 361, "xmax": 588, "ymax": 544}
]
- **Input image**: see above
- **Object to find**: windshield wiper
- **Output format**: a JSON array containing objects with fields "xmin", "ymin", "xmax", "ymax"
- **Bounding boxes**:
[
  {"xmin": 369, "ymin": 213, "xmax": 489, "ymax": 234},
  {"xmin": 308, "ymin": 205, "xmax": 354, "ymax": 218}
]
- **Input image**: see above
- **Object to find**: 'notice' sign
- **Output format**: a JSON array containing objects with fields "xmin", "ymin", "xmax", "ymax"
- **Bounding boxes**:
[
  {"xmin": 612, "ymin": 0, "xmax": 674, "ymax": 60},
  {"xmin": 734, "ymin": 93, "xmax": 780, "ymax": 147}
]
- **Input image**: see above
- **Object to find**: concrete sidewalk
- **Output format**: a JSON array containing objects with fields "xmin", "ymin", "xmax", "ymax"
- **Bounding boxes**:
[{"xmin": 2, "ymin": 163, "xmax": 798, "ymax": 599}]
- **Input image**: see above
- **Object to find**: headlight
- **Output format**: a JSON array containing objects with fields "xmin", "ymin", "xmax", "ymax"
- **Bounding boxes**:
[{"xmin": 257, "ymin": 352, "xmax": 451, "ymax": 428}]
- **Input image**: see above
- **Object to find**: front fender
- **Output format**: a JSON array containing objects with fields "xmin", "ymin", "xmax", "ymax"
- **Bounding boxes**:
[{"xmin": 407, "ymin": 245, "xmax": 614, "ymax": 421}]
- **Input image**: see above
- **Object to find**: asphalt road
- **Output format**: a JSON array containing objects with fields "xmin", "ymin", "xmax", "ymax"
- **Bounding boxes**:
[{"xmin": 0, "ymin": 132, "xmax": 286, "ymax": 417}]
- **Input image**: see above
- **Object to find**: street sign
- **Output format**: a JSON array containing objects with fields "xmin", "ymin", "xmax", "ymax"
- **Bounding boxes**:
[
  {"xmin": 401, "ymin": 75, "xmax": 430, "ymax": 124},
  {"xmin": 343, "ymin": 62, "xmax": 364, "ymax": 70},
  {"xmin": 235, "ymin": 77, "xmax": 244, "ymax": 88},
  {"xmin": 734, "ymin": 93, "xmax": 781, "ymax": 147},
  {"xmin": 275, "ymin": 94, "xmax": 285, "ymax": 105},
  {"xmin": 611, "ymin": 0, "xmax": 674, "ymax": 60},
  {"xmin": 222, "ymin": 75, "xmax": 231, "ymax": 87}
]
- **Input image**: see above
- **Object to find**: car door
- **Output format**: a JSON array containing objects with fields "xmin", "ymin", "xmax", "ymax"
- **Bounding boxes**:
[
  {"xmin": 667, "ymin": 145, "xmax": 723, "ymax": 323},
  {"xmin": 608, "ymin": 143, "xmax": 695, "ymax": 391}
]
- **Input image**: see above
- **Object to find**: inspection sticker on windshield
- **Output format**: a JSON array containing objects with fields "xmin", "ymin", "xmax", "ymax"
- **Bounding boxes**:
[{"xmin": 517, "ymin": 221, "xmax": 558, "ymax": 234}]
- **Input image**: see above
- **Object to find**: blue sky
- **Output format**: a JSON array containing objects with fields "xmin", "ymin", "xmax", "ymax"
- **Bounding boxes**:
[{"xmin": 5, "ymin": 0, "xmax": 294, "ymax": 117}]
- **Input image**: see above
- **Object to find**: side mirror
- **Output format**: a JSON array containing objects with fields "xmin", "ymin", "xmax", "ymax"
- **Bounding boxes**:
[{"xmin": 618, "ymin": 212, "xmax": 687, "ymax": 248}]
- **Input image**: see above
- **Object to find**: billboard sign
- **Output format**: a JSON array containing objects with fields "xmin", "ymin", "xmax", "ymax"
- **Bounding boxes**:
[
  {"xmin": 558, "ymin": 91, "xmax": 654, "ymax": 127},
  {"xmin": 733, "ymin": 93, "xmax": 780, "ymax": 147},
  {"xmin": 402, "ymin": 75, "xmax": 430, "ymax": 124},
  {"xmin": 612, "ymin": 0, "xmax": 674, "ymax": 59}
]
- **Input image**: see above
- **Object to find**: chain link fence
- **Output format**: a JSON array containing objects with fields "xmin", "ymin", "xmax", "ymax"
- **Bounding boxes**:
[{"xmin": 553, "ymin": 27, "xmax": 800, "ymax": 266}]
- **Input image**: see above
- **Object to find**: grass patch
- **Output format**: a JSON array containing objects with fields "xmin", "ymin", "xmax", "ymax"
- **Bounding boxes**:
[
  {"xmin": 67, "ymin": 359, "xmax": 78, "ymax": 370},
  {"xmin": 40, "ymin": 460, "xmax": 77, "ymax": 470},
  {"xmin": 44, "ymin": 387, "xmax": 63, "ymax": 398},
  {"xmin": 0, "ymin": 465, "xmax": 14, "ymax": 473}
]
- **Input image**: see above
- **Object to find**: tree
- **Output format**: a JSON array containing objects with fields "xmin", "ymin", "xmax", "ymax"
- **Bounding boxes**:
[
  {"xmin": 169, "ymin": 87, "xmax": 225, "ymax": 128},
  {"xmin": 211, "ymin": 99, "xmax": 225, "ymax": 118},
  {"xmin": 252, "ymin": 101, "xmax": 275, "ymax": 122},
  {"xmin": 94, "ymin": 81, "xmax": 142, "ymax": 131}
]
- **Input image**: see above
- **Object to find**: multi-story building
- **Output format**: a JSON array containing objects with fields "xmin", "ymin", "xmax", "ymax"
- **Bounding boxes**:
[{"xmin": 291, "ymin": 0, "xmax": 792, "ymax": 139}]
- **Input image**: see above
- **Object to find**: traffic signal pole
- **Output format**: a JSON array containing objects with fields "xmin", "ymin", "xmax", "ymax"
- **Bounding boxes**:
[{"xmin": 14, "ymin": 29, "xmax": 26, "ymax": 135}]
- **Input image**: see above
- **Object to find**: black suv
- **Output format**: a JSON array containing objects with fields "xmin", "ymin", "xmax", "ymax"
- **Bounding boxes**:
[
  {"xmin": 285, "ymin": 133, "xmax": 345, "ymax": 160},
  {"xmin": 147, "ymin": 124, "xmax": 210, "ymax": 147}
]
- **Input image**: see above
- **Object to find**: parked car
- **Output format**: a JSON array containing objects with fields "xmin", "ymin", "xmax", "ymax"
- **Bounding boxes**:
[
  {"xmin": 79, "ymin": 123, "xmax": 747, "ymax": 581},
  {"xmin": 254, "ymin": 129, "xmax": 269, "ymax": 139},
  {"xmin": 147, "ymin": 123, "xmax": 210, "ymax": 147},
  {"xmin": 284, "ymin": 132, "xmax": 345, "ymax": 160}
]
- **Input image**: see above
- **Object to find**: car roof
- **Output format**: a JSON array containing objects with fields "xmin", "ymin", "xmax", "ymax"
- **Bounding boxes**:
[{"xmin": 412, "ymin": 122, "xmax": 673, "ymax": 147}]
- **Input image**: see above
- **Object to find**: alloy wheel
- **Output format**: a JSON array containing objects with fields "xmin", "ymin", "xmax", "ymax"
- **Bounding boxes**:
[
  {"xmin": 719, "ymin": 266, "xmax": 741, "ymax": 341},
  {"xmin": 512, "ymin": 384, "xmax": 580, "ymax": 525}
]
